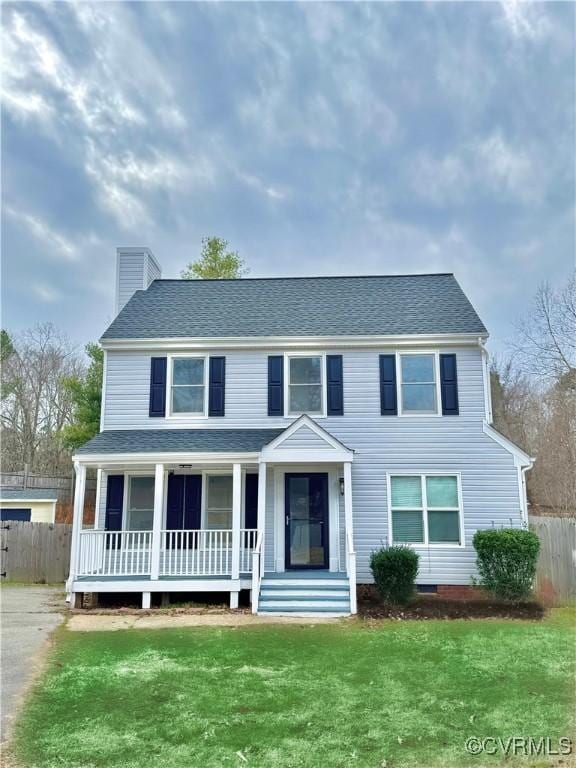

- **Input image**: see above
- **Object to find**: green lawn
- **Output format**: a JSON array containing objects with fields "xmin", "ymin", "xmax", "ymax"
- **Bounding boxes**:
[{"xmin": 13, "ymin": 610, "xmax": 575, "ymax": 768}]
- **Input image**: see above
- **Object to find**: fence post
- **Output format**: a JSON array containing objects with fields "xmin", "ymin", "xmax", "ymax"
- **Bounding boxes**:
[{"xmin": 23, "ymin": 463, "xmax": 29, "ymax": 490}]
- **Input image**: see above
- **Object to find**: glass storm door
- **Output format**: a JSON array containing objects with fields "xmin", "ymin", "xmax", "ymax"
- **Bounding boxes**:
[{"xmin": 285, "ymin": 473, "xmax": 329, "ymax": 570}]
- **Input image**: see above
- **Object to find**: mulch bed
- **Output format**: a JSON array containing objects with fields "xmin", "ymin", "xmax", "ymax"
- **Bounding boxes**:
[{"xmin": 358, "ymin": 588, "xmax": 545, "ymax": 621}]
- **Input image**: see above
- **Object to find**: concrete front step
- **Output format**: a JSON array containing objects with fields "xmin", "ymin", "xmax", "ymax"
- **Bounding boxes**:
[
  {"xmin": 258, "ymin": 573, "xmax": 351, "ymax": 616},
  {"xmin": 260, "ymin": 588, "xmax": 349, "ymax": 599},
  {"xmin": 259, "ymin": 599, "xmax": 350, "ymax": 611},
  {"xmin": 258, "ymin": 611, "xmax": 350, "ymax": 618},
  {"xmin": 261, "ymin": 579, "xmax": 349, "ymax": 589}
]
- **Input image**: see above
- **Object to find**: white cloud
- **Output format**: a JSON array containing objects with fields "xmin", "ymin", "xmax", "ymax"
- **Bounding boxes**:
[
  {"xmin": 500, "ymin": 0, "xmax": 552, "ymax": 41},
  {"xmin": 236, "ymin": 171, "xmax": 289, "ymax": 202},
  {"xmin": 33, "ymin": 283, "xmax": 60, "ymax": 303},
  {"xmin": 4, "ymin": 206, "xmax": 77, "ymax": 261},
  {"xmin": 409, "ymin": 132, "xmax": 544, "ymax": 206},
  {"xmin": 477, "ymin": 132, "xmax": 535, "ymax": 200},
  {"xmin": 1, "ymin": 90, "xmax": 53, "ymax": 122}
]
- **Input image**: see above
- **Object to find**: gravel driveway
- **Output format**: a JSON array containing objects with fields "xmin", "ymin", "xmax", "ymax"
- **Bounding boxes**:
[{"xmin": 1, "ymin": 586, "xmax": 65, "ymax": 741}]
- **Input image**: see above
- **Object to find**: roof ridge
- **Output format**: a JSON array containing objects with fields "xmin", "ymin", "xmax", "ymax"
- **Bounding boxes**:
[{"xmin": 152, "ymin": 273, "xmax": 455, "ymax": 283}]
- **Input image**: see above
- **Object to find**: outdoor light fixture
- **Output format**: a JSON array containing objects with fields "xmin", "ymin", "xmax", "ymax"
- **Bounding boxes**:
[{"xmin": 339, "ymin": 477, "xmax": 345, "ymax": 496}]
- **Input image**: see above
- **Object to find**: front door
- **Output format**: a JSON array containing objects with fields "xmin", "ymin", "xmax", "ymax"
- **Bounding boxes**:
[{"xmin": 285, "ymin": 473, "xmax": 329, "ymax": 570}]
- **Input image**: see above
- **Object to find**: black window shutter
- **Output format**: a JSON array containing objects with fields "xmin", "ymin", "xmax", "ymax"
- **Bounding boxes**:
[
  {"xmin": 183, "ymin": 475, "xmax": 202, "ymax": 530},
  {"xmin": 105, "ymin": 475, "xmax": 124, "ymax": 531},
  {"xmin": 166, "ymin": 474, "xmax": 184, "ymax": 530},
  {"xmin": 379, "ymin": 354, "xmax": 398, "ymax": 415},
  {"xmin": 149, "ymin": 357, "xmax": 167, "ymax": 417},
  {"xmin": 268, "ymin": 356, "xmax": 284, "ymax": 416},
  {"xmin": 326, "ymin": 355, "xmax": 344, "ymax": 415},
  {"xmin": 440, "ymin": 353, "xmax": 459, "ymax": 415},
  {"xmin": 208, "ymin": 357, "xmax": 226, "ymax": 417},
  {"xmin": 244, "ymin": 474, "xmax": 258, "ymax": 530},
  {"xmin": 244, "ymin": 474, "xmax": 259, "ymax": 548}
]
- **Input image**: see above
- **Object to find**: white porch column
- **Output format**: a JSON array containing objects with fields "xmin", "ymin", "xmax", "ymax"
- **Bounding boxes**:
[
  {"xmin": 230, "ymin": 462, "xmax": 242, "ymax": 608},
  {"xmin": 150, "ymin": 463, "xmax": 165, "ymax": 580},
  {"xmin": 257, "ymin": 462, "xmax": 267, "ymax": 577},
  {"xmin": 343, "ymin": 462, "xmax": 353, "ymax": 538},
  {"xmin": 67, "ymin": 462, "xmax": 86, "ymax": 598},
  {"xmin": 343, "ymin": 461, "xmax": 357, "ymax": 614}
]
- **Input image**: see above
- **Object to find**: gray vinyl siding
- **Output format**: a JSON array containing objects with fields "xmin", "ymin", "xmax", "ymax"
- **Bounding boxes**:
[
  {"xmin": 99, "ymin": 346, "xmax": 523, "ymax": 584},
  {"xmin": 117, "ymin": 253, "xmax": 145, "ymax": 313},
  {"xmin": 275, "ymin": 425, "xmax": 333, "ymax": 451},
  {"xmin": 146, "ymin": 257, "xmax": 161, "ymax": 287}
]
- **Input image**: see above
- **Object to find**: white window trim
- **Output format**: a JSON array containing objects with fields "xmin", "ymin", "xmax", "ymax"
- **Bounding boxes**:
[
  {"xmin": 396, "ymin": 350, "xmax": 442, "ymax": 417},
  {"xmin": 166, "ymin": 353, "xmax": 209, "ymax": 419},
  {"xmin": 386, "ymin": 471, "xmax": 465, "ymax": 548},
  {"xmin": 284, "ymin": 351, "xmax": 327, "ymax": 419}
]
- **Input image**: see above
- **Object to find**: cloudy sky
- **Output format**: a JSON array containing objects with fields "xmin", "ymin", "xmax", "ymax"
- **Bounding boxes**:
[{"xmin": 2, "ymin": 1, "xmax": 574, "ymax": 355}]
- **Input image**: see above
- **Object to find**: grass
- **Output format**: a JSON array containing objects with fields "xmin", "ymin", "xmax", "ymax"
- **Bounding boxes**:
[{"xmin": 12, "ymin": 610, "xmax": 576, "ymax": 768}]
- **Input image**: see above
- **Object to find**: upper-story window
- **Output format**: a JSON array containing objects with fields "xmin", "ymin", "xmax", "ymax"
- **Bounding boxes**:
[
  {"xmin": 170, "ymin": 356, "xmax": 206, "ymax": 415},
  {"xmin": 287, "ymin": 355, "xmax": 324, "ymax": 416},
  {"xmin": 399, "ymin": 353, "xmax": 439, "ymax": 415}
]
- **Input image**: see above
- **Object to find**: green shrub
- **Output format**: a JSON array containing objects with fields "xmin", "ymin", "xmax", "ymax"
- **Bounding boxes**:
[
  {"xmin": 369, "ymin": 546, "xmax": 419, "ymax": 605},
  {"xmin": 473, "ymin": 528, "xmax": 540, "ymax": 602}
]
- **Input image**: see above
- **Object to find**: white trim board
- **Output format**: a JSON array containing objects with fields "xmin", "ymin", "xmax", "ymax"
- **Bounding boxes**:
[
  {"xmin": 273, "ymin": 464, "xmax": 343, "ymax": 573},
  {"xmin": 73, "ymin": 451, "xmax": 262, "ymax": 467},
  {"xmin": 262, "ymin": 414, "xmax": 353, "ymax": 456},
  {"xmin": 100, "ymin": 333, "xmax": 488, "ymax": 351}
]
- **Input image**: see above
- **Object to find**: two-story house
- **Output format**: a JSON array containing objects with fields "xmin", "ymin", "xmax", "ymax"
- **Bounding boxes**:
[{"xmin": 68, "ymin": 247, "xmax": 532, "ymax": 615}]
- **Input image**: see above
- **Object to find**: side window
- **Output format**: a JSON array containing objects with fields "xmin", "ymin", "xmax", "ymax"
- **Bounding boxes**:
[{"xmin": 390, "ymin": 474, "xmax": 462, "ymax": 545}]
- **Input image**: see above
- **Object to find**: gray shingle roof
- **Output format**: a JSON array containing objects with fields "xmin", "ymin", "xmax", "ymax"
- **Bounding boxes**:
[
  {"xmin": 0, "ymin": 488, "xmax": 58, "ymax": 501},
  {"xmin": 75, "ymin": 429, "xmax": 284, "ymax": 455},
  {"xmin": 101, "ymin": 274, "xmax": 487, "ymax": 340}
]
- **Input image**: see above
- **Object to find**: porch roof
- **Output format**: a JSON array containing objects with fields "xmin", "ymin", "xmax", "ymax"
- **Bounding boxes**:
[{"xmin": 75, "ymin": 428, "xmax": 284, "ymax": 456}]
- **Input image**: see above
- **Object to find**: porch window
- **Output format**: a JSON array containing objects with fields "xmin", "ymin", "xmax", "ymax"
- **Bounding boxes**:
[
  {"xmin": 399, "ymin": 354, "xmax": 438, "ymax": 415},
  {"xmin": 126, "ymin": 476, "xmax": 154, "ymax": 530},
  {"xmin": 205, "ymin": 475, "xmax": 233, "ymax": 530},
  {"xmin": 390, "ymin": 474, "xmax": 461, "ymax": 545},
  {"xmin": 288, "ymin": 356, "xmax": 323, "ymax": 415},
  {"xmin": 170, "ymin": 357, "xmax": 206, "ymax": 415}
]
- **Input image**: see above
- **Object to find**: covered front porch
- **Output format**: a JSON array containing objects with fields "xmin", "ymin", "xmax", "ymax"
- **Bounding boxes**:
[{"xmin": 69, "ymin": 418, "xmax": 356, "ymax": 615}]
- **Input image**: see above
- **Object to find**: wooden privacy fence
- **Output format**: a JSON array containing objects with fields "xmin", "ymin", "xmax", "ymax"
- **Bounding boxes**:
[
  {"xmin": 1, "ymin": 467, "xmax": 96, "ymax": 524},
  {"xmin": 530, "ymin": 516, "xmax": 576, "ymax": 606},
  {"xmin": 1, "ymin": 521, "xmax": 72, "ymax": 583}
]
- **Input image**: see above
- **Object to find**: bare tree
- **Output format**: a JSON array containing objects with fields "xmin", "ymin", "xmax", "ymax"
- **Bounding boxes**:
[
  {"xmin": 511, "ymin": 273, "xmax": 576, "ymax": 382},
  {"xmin": 494, "ymin": 273, "xmax": 576, "ymax": 515},
  {"xmin": 1, "ymin": 323, "xmax": 84, "ymax": 473}
]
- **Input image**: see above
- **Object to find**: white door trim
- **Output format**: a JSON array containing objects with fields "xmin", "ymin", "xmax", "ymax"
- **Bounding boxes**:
[{"xmin": 273, "ymin": 464, "xmax": 341, "ymax": 573}]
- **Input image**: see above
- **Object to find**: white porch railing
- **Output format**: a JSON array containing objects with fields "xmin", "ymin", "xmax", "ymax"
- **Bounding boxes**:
[
  {"xmin": 76, "ymin": 529, "xmax": 258, "ymax": 579},
  {"xmin": 77, "ymin": 530, "xmax": 152, "ymax": 577}
]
